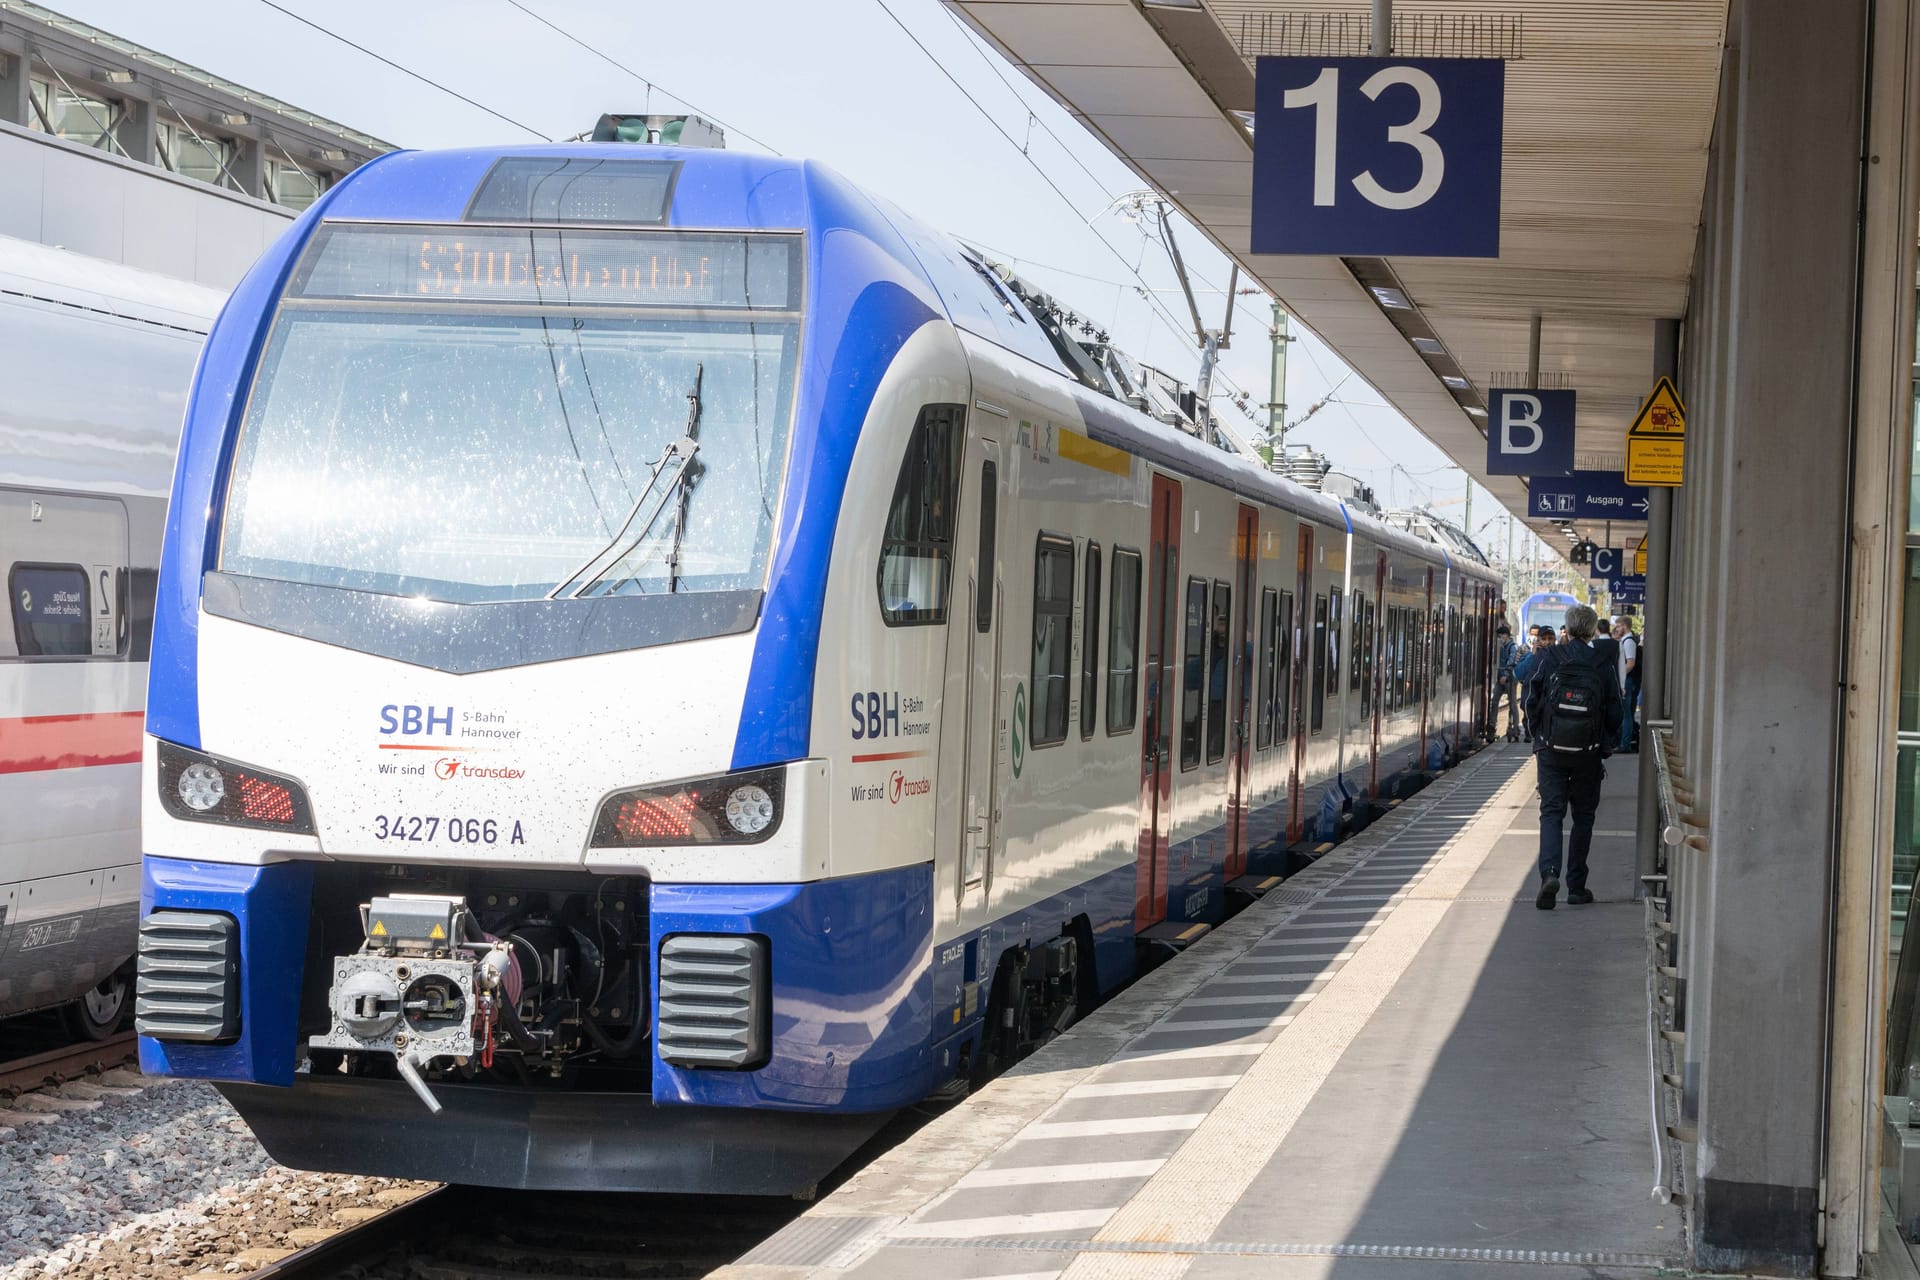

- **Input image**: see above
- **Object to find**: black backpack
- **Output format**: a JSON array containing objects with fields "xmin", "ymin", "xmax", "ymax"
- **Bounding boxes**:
[{"xmin": 1543, "ymin": 649, "xmax": 1612, "ymax": 754}]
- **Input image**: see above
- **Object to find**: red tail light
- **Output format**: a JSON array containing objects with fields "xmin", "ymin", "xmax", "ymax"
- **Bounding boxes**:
[
  {"xmin": 612, "ymin": 791, "xmax": 701, "ymax": 842},
  {"xmin": 237, "ymin": 774, "xmax": 297, "ymax": 825}
]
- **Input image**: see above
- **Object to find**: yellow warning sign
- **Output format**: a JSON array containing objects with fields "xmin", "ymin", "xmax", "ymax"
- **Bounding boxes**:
[
  {"xmin": 1626, "ymin": 435, "xmax": 1684, "ymax": 486},
  {"xmin": 1633, "ymin": 536, "xmax": 1648, "ymax": 576},
  {"xmin": 370, "ymin": 919, "xmax": 388, "ymax": 937},
  {"xmin": 1628, "ymin": 376, "xmax": 1686, "ymax": 435},
  {"xmin": 1625, "ymin": 376, "xmax": 1686, "ymax": 486},
  {"xmin": 429, "ymin": 923, "xmax": 446, "ymax": 940}
]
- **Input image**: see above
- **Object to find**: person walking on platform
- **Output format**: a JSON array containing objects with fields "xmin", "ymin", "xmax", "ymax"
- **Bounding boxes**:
[
  {"xmin": 1614, "ymin": 617, "xmax": 1640, "ymax": 753},
  {"xmin": 1526, "ymin": 605, "xmax": 1622, "ymax": 910},
  {"xmin": 1494, "ymin": 625, "xmax": 1521, "ymax": 741},
  {"xmin": 1513, "ymin": 627, "xmax": 1551, "ymax": 742}
]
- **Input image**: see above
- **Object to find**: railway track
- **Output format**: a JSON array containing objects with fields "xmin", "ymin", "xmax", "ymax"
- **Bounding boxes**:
[
  {"xmin": 248, "ymin": 1184, "xmax": 805, "ymax": 1279},
  {"xmin": 0, "ymin": 1029, "xmax": 136, "ymax": 1095}
]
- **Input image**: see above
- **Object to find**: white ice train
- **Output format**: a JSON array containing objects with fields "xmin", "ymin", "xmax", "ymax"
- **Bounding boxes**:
[
  {"xmin": 0, "ymin": 234, "xmax": 221, "ymax": 1036},
  {"xmin": 132, "ymin": 145, "xmax": 1501, "ymax": 1191}
]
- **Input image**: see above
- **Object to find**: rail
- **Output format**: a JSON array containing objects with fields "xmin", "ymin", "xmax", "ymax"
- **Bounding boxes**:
[
  {"xmin": 243, "ymin": 1185, "xmax": 450, "ymax": 1279},
  {"xmin": 0, "ymin": 1030, "xmax": 135, "ymax": 1095}
]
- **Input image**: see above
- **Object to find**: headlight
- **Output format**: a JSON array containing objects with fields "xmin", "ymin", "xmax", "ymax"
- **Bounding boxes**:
[
  {"xmin": 590, "ymin": 767, "xmax": 785, "ymax": 848},
  {"xmin": 156, "ymin": 740, "xmax": 316, "ymax": 834}
]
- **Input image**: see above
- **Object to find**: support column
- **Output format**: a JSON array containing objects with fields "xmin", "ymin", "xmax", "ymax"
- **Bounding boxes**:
[
  {"xmin": 1634, "ymin": 320, "xmax": 1678, "ymax": 896},
  {"xmin": 1689, "ymin": 0, "xmax": 1864, "ymax": 1270},
  {"xmin": 0, "ymin": 43, "xmax": 31, "ymax": 128}
]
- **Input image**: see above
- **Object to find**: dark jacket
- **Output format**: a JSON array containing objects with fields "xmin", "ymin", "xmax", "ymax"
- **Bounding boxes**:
[
  {"xmin": 1525, "ymin": 640, "xmax": 1624, "ymax": 755},
  {"xmin": 1590, "ymin": 634, "xmax": 1621, "ymax": 692}
]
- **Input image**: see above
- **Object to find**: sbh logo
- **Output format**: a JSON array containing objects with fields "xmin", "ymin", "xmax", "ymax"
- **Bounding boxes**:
[{"xmin": 380, "ymin": 704, "xmax": 454, "ymax": 736}]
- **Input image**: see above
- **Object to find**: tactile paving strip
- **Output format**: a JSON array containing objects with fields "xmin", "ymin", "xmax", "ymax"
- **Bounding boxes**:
[{"xmin": 896, "ymin": 1237, "xmax": 1676, "ymax": 1268}]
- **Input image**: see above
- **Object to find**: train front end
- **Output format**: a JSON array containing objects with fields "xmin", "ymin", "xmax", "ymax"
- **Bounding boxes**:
[{"xmin": 135, "ymin": 146, "xmax": 942, "ymax": 1192}]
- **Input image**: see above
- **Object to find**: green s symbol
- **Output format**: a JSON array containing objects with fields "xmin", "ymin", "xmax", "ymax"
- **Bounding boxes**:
[{"xmin": 1011, "ymin": 682, "xmax": 1026, "ymax": 779}]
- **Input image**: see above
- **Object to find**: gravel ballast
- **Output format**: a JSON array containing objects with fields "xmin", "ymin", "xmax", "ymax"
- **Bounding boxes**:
[{"xmin": 0, "ymin": 1077, "xmax": 432, "ymax": 1279}]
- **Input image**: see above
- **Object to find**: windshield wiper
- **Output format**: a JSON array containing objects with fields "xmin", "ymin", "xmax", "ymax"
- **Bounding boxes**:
[{"xmin": 546, "ymin": 365, "xmax": 704, "ymax": 601}]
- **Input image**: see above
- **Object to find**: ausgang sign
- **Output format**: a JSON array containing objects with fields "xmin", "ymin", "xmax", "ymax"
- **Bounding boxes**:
[{"xmin": 1252, "ymin": 56, "xmax": 1505, "ymax": 257}]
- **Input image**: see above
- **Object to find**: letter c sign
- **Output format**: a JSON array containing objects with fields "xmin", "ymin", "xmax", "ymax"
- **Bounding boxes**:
[{"xmin": 1486, "ymin": 388, "xmax": 1575, "ymax": 477}]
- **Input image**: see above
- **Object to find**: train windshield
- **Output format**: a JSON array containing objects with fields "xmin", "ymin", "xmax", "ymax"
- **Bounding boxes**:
[{"xmin": 220, "ymin": 223, "xmax": 801, "ymax": 605}]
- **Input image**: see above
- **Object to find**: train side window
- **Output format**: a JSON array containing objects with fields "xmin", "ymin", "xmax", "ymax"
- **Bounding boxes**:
[
  {"xmin": 1311, "ymin": 594, "xmax": 1328, "ymax": 732},
  {"xmin": 1327, "ymin": 590, "xmax": 1342, "ymax": 711},
  {"xmin": 877, "ymin": 404, "xmax": 964, "ymax": 626},
  {"xmin": 1179, "ymin": 577, "xmax": 1207, "ymax": 770},
  {"xmin": 975, "ymin": 462, "xmax": 998, "ymax": 632},
  {"xmin": 8, "ymin": 563, "xmax": 90, "ymax": 657},
  {"xmin": 1349, "ymin": 589, "xmax": 1365, "ymax": 692},
  {"xmin": 1363, "ymin": 600, "xmax": 1376, "ymax": 718},
  {"xmin": 1256, "ymin": 588, "xmax": 1277, "ymax": 750},
  {"xmin": 1030, "ymin": 535, "xmax": 1075, "ymax": 747},
  {"xmin": 1205, "ymin": 579, "xmax": 1230, "ymax": 763},
  {"xmin": 1107, "ymin": 548, "xmax": 1142, "ymax": 734},
  {"xmin": 1277, "ymin": 590, "xmax": 1295, "ymax": 739},
  {"xmin": 1081, "ymin": 543, "xmax": 1102, "ymax": 740}
]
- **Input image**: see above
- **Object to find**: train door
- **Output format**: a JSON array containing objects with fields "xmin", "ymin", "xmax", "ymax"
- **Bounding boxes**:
[
  {"xmin": 958, "ymin": 436, "xmax": 1005, "ymax": 908},
  {"xmin": 1226, "ymin": 505, "xmax": 1257, "ymax": 876},
  {"xmin": 1134, "ymin": 474, "xmax": 1182, "ymax": 930},
  {"xmin": 1372, "ymin": 549, "xmax": 1386, "ymax": 798},
  {"xmin": 1287, "ymin": 523, "xmax": 1314, "ymax": 843},
  {"xmin": 1418, "ymin": 566, "xmax": 1433, "ymax": 770}
]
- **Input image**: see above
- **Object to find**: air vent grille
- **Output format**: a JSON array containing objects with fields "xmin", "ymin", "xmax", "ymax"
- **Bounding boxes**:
[
  {"xmin": 657, "ymin": 934, "xmax": 767, "ymax": 1069},
  {"xmin": 136, "ymin": 910, "xmax": 239, "ymax": 1042}
]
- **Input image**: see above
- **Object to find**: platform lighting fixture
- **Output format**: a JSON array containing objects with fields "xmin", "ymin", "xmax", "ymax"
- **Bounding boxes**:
[
  {"xmin": 220, "ymin": 111, "xmax": 249, "ymax": 126},
  {"xmin": 1369, "ymin": 285, "xmax": 1413, "ymax": 309},
  {"xmin": 1441, "ymin": 375, "xmax": 1471, "ymax": 390},
  {"xmin": 1411, "ymin": 337, "xmax": 1446, "ymax": 355},
  {"xmin": 1466, "ymin": 406, "xmax": 1487, "ymax": 417},
  {"xmin": 104, "ymin": 68, "xmax": 133, "ymax": 84}
]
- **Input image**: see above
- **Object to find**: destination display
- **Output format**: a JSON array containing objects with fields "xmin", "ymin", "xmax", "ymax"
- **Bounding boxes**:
[{"xmin": 291, "ymin": 225, "xmax": 801, "ymax": 310}]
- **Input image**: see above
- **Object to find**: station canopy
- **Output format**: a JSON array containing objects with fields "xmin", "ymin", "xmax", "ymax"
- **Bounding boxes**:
[{"xmin": 945, "ymin": 0, "xmax": 1728, "ymax": 556}]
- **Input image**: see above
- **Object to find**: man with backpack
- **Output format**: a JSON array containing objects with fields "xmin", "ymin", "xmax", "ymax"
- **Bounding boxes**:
[
  {"xmin": 1525, "ymin": 605, "xmax": 1623, "ymax": 910},
  {"xmin": 1512, "ymin": 627, "xmax": 1551, "ymax": 741}
]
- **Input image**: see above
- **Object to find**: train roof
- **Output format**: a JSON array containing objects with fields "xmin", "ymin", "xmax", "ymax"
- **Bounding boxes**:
[{"xmin": 0, "ymin": 233, "xmax": 227, "ymax": 332}]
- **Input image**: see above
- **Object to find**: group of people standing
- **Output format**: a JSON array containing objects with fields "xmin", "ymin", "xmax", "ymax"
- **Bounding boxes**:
[{"xmin": 1490, "ymin": 604, "xmax": 1640, "ymax": 911}]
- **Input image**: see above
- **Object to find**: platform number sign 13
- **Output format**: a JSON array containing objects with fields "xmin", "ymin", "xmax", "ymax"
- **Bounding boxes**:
[{"xmin": 1252, "ymin": 57, "xmax": 1505, "ymax": 258}]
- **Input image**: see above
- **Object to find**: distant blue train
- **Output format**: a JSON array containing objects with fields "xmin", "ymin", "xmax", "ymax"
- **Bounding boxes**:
[
  {"xmin": 1519, "ymin": 590, "xmax": 1580, "ymax": 636},
  {"xmin": 134, "ymin": 143, "xmax": 1500, "ymax": 1193}
]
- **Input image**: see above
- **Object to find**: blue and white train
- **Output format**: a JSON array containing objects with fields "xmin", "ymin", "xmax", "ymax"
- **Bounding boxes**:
[{"xmin": 135, "ymin": 144, "xmax": 1501, "ymax": 1193}]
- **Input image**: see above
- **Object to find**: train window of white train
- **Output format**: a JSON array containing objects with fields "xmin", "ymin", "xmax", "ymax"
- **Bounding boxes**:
[
  {"xmin": 879, "ymin": 405, "xmax": 965, "ymax": 626},
  {"xmin": 1311, "ymin": 595, "xmax": 1329, "ymax": 733},
  {"xmin": 1106, "ymin": 549, "xmax": 1141, "ymax": 735},
  {"xmin": 1205, "ymin": 580, "xmax": 1230, "ymax": 764},
  {"xmin": 1081, "ymin": 544, "xmax": 1102, "ymax": 740},
  {"xmin": 1180, "ymin": 577, "xmax": 1208, "ymax": 770},
  {"xmin": 1256, "ymin": 589, "xmax": 1278, "ymax": 750},
  {"xmin": 976, "ymin": 462, "xmax": 998, "ymax": 633},
  {"xmin": 1031, "ymin": 536, "xmax": 1075, "ymax": 747},
  {"xmin": 7, "ymin": 563, "xmax": 90, "ymax": 657}
]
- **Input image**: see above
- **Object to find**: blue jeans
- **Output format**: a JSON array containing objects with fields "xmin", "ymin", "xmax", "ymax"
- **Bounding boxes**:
[
  {"xmin": 1537, "ymin": 750, "xmax": 1605, "ymax": 891},
  {"xmin": 1619, "ymin": 676, "xmax": 1641, "ymax": 750}
]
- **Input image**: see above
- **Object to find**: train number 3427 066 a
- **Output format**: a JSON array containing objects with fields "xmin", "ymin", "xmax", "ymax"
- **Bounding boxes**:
[{"xmin": 371, "ymin": 815, "xmax": 525, "ymax": 845}]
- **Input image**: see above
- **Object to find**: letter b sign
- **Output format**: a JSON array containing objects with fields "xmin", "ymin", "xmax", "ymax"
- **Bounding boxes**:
[{"xmin": 1486, "ymin": 388, "xmax": 1575, "ymax": 477}]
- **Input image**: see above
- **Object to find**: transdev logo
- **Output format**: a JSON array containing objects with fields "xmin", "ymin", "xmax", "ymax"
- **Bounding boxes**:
[
  {"xmin": 435, "ymin": 758, "xmax": 525, "ymax": 781},
  {"xmin": 888, "ymin": 769, "xmax": 929, "ymax": 804}
]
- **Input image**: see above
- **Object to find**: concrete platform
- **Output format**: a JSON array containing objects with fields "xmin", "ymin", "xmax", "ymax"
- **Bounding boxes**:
[{"xmin": 721, "ymin": 745, "xmax": 1682, "ymax": 1280}]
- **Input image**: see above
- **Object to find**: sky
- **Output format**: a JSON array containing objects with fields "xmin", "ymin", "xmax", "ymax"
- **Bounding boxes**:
[{"xmin": 49, "ymin": 0, "xmax": 1551, "ymax": 560}]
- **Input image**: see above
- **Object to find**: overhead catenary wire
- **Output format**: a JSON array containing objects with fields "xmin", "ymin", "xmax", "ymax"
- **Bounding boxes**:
[
  {"xmin": 254, "ymin": 0, "xmax": 550, "ymax": 140},
  {"xmin": 871, "ymin": 0, "xmax": 1266, "ymax": 423},
  {"xmin": 500, "ymin": 0, "xmax": 784, "ymax": 156}
]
